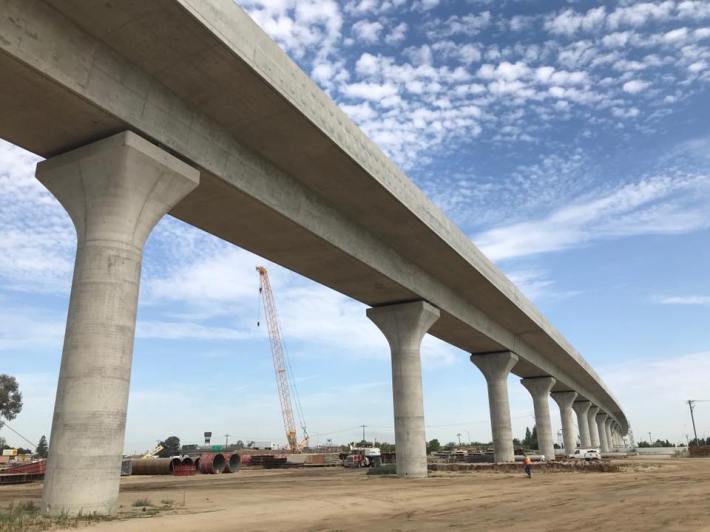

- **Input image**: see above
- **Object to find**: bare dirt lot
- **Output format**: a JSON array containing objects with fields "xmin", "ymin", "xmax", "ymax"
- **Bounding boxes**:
[{"xmin": 2, "ymin": 457, "xmax": 710, "ymax": 531}]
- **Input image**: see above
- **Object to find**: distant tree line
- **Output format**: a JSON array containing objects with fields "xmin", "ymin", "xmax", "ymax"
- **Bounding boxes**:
[{"xmin": 637, "ymin": 439, "xmax": 677, "ymax": 448}]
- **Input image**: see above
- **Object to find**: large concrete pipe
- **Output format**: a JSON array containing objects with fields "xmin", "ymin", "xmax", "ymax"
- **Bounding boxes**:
[
  {"xmin": 199, "ymin": 453, "xmax": 226, "ymax": 474},
  {"xmin": 130, "ymin": 458, "xmax": 176, "ymax": 475},
  {"xmin": 224, "ymin": 453, "xmax": 241, "ymax": 473}
]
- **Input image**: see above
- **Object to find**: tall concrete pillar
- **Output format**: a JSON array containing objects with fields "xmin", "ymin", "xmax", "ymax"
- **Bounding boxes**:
[
  {"xmin": 470, "ymin": 351, "xmax": 519, "ymax": 462},
  {"xmin": 551, "ymin": 391, "xmax": 578, "ymax": 456},
  {"xmin": 573, "ymin": 401, "xmax": 592, "ymax": 448},
  {"xmin": 521, "ymin": 377, "xmax": 556, "ymax": 461},
  {"xmin": 38, "ymin": 132, "xmax": 199, "ymax": 515},
  {"xmin": 588, "ymin": 405, "xmax": 601, "ymax": 448},
  {"xmin": 367, "ymin": 301, "xmax": 439, "ymax": 478},
  {"xmin": 605, "ymin": 418, "xmax": 614, "ymax": 450},
  {"xmin": 596, "ymin": 413, "xmax": 609, "ymax": 453}
]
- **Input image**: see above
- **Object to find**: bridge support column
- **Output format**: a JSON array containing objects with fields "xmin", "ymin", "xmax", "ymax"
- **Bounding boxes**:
[
  {"xmin": 470, "ymin": 351, "xmax": 518, "ymax": 462},
  {"xmin": 551, "ymin": 391, "xmax": 578, "ymax": 456},
  {"xmin": 596, "ymin": 413, "xmax": 610, "ymax": 453},
  {"xmin": 367, "ymin": 301, "xmax": 439, "ymax": 478},
  {"xmin": 38, "ymin": 132, "xmax": 199, "ymax": 515},
  {"xmin": 573, "ymin": 401, "xmax": 592, "ymax": 448},
  {"xmin": 588, "ymin": 405, "xmax": 601, "ymax": 447},
  {"xmin": 605, "ymin": 418, "xmax": 614, "ymax": 450},
  {"xmin": 521, "ymin": 378, "xmax": 556, "ymax": 461}
]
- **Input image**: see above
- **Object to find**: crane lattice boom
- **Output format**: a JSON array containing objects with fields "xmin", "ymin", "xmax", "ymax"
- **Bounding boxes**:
[{"xmin": 257, "ymin": 266, "xmax": 307, "ymax": 453}]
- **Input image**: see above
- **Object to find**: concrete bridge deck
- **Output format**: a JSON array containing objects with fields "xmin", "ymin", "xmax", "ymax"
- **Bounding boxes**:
[{"xmin": 0, "ymin": 0, "xmax": 626, "ymax": 430}]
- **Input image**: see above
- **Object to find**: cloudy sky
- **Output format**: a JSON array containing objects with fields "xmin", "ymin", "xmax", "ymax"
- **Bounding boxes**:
[{"xmin": 2, "ymin": 0, "xmax": 710, "ymax": 452}]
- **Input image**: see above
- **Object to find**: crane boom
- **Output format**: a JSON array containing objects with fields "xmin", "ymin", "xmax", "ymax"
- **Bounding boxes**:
[{"xmin": 256, "ymin": 266, "xmax": 308, "ymax": 453}]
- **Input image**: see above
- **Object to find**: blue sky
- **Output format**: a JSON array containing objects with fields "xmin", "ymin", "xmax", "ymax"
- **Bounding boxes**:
[{"xmin": 2, "ymin": 0, "xmax": 710, "ymax": 452}]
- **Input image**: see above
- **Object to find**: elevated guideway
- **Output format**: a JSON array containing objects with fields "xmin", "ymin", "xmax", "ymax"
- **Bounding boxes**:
[{"xmin": 0, "ymin": 0, "xmax": 627, "ymax": 430}]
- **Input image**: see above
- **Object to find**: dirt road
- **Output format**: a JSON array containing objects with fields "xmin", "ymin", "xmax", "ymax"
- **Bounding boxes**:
[{"xmin": 2, "ymin": 457, "xmax": 709, "ymax": 531}]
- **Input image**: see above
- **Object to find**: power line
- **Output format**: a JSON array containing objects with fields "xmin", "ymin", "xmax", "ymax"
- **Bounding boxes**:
[{"xmin": 0, "ymin": 420, "xmax": 38, "ymax": 449}]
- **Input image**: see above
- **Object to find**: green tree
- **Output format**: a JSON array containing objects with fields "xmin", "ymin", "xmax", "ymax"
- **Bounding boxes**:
[
  {"xmin": 522, "ymin": 426, "xmax": 539, "ymax": 450},
  {"xmin": 523, "ymin": 427, "xmax": 532, "ymax": 447},
  {"xmin": 427, "ymin": 438, "xmax": 441, "ymax": 454},
  {"xmin": 0, "ymin": 374, "xmax": 23, "ymax": 428},
  {"xmin": 36, "ymin": 435, "xmax": 49, "ymax": 458},
  {"xmin": 158, "ymin": 436, "xmax": 181, "ymax": 457},
  {"xmin": 235, "ymin": 440, "xmax": 245, "ymax": 449}
]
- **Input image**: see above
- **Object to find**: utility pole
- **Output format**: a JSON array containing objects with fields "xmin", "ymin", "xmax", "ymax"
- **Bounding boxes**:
[
  {"xmin": 360, "ymin": 425, "xmax": 367, "ymax": 443},
  {"xmin": 648, "ymin": 432, "xmax": 652, "ymax": 445},
  {"xmin": 688, "ymin": 400, "xmax": 699, "ymax": 444},
  {"xmin": 225, "ymin": 434, "xmax": 230, "ymax": 448},
  {"xmin": 457, "ymin": 433, "xmax": 462, "ymax": 445}
]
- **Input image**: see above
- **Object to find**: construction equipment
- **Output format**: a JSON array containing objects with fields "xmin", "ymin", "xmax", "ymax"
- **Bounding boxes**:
[
  {"xmin": 257, "ymin": 266, "xmax": 309, "ymax": 453},
  {"xmin": 141, "ymin": 442, "xmax": 164, "ymax": 459}
]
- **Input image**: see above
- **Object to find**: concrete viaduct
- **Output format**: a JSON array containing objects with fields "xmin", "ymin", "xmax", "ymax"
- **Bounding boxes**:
[{"xmin": 1, "ymin": 0, "xmax": 628, "ymax": 515}]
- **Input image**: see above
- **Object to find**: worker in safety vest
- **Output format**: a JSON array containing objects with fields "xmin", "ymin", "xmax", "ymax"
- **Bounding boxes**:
[{"xmin": 523, "ymin": 455, "xmax": 532, "ymax": 478}]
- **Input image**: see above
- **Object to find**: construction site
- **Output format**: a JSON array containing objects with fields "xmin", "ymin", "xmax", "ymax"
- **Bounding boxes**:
[
  {"xmin": 2, "ymin": 0, "xmax": 710, "ymax": 530},
  {"xmin": 1, "ymin": 456, "xmax": 710, "ymax": 531},
  {"xmin": 1, "ymin": 263, "xmax": 709, "ymax": 529}
]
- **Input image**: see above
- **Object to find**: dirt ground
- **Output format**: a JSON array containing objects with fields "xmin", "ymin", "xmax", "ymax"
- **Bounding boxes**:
[{"xmin": 2, "ymin": 457, "xmax": 710, "ymax": 531}]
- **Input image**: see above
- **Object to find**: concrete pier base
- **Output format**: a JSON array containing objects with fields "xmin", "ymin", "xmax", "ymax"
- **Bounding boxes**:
[
  {"xmin": 367, "ymin": 301, "xmax": 440, "ymax": 478},
  {"xmin": 522, "ymin": 377, "xmax": 556, "ymax": 461},
  {"xmin": 38, "ymin": 132, "xmax": 199, "ymax": 515},
  {"xmin": 551, "ymin": 391, "xmax": 578, "ymax": 456},
  {"xmin": 596, "ymin": 413, "xmax": 610, "ymax": 453},
  {"xmin": 573, "ymin": 401, "xmax": 592, "ymax": 448},
  {"xmin": 588, "ymin": 405, "xmax": 601, "ymax": 448},
  {"xmin": 471, "ymin": 351, "xmax": 519, "ymax": 463}
]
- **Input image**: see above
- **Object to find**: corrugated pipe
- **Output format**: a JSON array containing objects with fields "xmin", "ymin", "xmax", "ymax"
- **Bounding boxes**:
[
  {"xmin": 198, "ymin": 453, "xmax": 226, "ymax": 474},
  {"xmin": 130, "ymin": 458, "xmax": 176, "ymax": 475},
  {"xmin": 223, "ymin": 453, "xmax": 241, "ymax": 473}
]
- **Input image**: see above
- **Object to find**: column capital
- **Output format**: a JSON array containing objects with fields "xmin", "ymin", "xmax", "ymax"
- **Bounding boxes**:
[
  {"xmin": 37, "ymin": 131, "xmax": 200, "ymax": 248},
  {"xmin": 521, "ymin": 376, "xmax": 556, "ymax": 396},
  {"xmin": 551, "ymin": 390, "xmax": 578, "ymax": 407},
  {"xmin": 367, "ymin": 300, "xmax": 440, "ymax": 351},
  {"xmin": 470, "ymin": 351, "xmax": 519, "ymax": 382},
  {"xmin": 573, "ymin": 400, "xmax": 592, "ymax": 413}
]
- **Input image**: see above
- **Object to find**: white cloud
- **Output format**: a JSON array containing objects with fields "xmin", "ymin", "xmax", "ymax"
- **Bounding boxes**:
[
  {"xmin": 341, "ymin": 81, "xmax": 399, "ymax": 100},
  {"xmin": 0, "ymin": 140, "xmax": 74, "ymax": 294},
  {"xmin": 352, "ymin": 19, "xmax": 384, "ymax": 44},
  {"xmin": 657, "ymin": 295, "xmax": 710, "ymax": 305},
  {"xmin": 473, "ymin": 174, "xmax": 710, "ymax": 261},
  {"xmin": 385, "ymin": 22, "xmax": 408, "ymax": 45},
  {"xmin": 545, "ymin": 6, "xmax": 607, "ymax": 36},
  {"xmin": 623, "ymin": 79, "xmax": 651, "ymax": 93},
  {"xmin": 426, "ymin": 12, "xmax": 491, "ymax": 38}
]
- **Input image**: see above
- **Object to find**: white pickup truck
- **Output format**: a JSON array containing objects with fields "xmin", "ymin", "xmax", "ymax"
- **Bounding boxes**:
[{"xmin": 569, "ymin": 448, "xmax": 601, "ymax": 461}]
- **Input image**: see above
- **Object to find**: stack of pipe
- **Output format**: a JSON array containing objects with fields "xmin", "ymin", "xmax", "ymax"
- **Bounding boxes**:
[
  {"xmin": 130, "ymin": 458, "xmax": 176, "ymax": 475},
  {"xmin": 223, "ymin": 453, "xmax": 241, "ymax": 473},
  {"xmin": 198, "ymin": 453, "xmax": 226, "ymax": 474}
]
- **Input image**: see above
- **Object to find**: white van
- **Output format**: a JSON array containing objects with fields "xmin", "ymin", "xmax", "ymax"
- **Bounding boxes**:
[{"xmin": 569, "ymin": 448, "xmax": 601, "ymax": 461}]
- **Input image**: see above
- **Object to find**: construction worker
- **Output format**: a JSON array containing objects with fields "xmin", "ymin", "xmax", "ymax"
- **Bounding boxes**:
[{"xmin": 523, "ymin": 454, "xmax": 532, "ymax": 478}]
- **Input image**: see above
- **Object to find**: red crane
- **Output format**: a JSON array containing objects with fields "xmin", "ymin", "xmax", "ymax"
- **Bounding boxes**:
[{"xmin": 256, "ymin": 266, "xmax": 309, "ymax": 453}]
